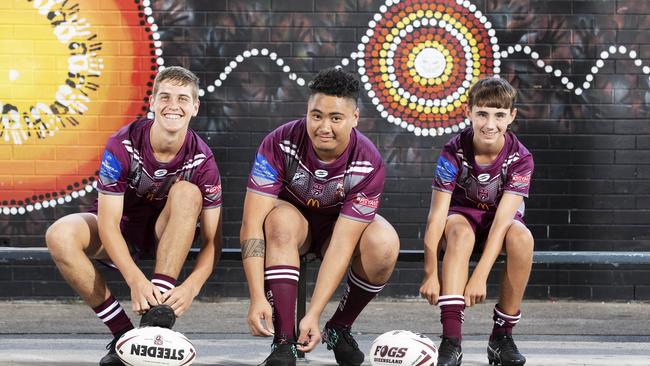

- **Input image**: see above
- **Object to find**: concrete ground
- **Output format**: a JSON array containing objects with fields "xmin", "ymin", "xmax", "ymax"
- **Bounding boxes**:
[{"xmin": 0, "ymin": 299, "xmax": 649, "ymax": 365}]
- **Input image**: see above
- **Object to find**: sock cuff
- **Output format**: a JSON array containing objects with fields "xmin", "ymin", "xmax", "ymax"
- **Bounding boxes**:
[
  {"xmin": 348, "ymin": 269, "xmax": 385, "ymax": 293},
  {"xmin": 152, "ymin": 273, "xmax": 177, "ymax": 293},
  {"xmin": 494, "ymin": 305, "xmax": 521, "ymax": 323},
  {"xmin": 265, "ymin": 265, "xmax": 299, "ymax": 283},
  {"xmin": 438, "ymin": 295, "xmax": 465, "ymax": 307},
  {"xmin": 93, "ymin": 296, "xmax": 124, "ymax": 323}
]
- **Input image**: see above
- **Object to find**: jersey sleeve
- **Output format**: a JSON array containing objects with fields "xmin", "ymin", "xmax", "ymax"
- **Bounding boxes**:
[
  {"xmin": 192, "ymin": 155, "xmax": 223, "ymax": 209},
  {"xmin": 97, "ymin": 138, "xmax": 130, "ymax": 195},
  {"xmin": 340, "ymin": 161, "xmax": 385, "ymax": 223},
  {"xmin": 246, "ymin": 130, "xmax": 286, "ymax": 197},
  {"xmin": 504, "ymin": 153, "xmax": 534, "ymax": 197},
  {"xmin": 431, "ymin": 142, "xmax": 460, "ymax": 193}
]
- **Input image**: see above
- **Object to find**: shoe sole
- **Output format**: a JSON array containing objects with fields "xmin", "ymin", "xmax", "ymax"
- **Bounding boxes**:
[{"xmin": 487, "ymin": 348, "xmax": 525, "ymax": 366}]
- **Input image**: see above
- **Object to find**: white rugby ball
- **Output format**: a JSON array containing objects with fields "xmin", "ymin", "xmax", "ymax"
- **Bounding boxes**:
[
  {"xmin": 116, "ymin": 327, "xmax": 196, "ymax": 366},
  {"xmin": 369, "ymin": 330, "xmax": 438, "ymax": 366}
]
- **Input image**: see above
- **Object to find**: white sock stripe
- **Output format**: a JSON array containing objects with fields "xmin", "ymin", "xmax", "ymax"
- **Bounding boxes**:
[
  {"xmin": 494, "ymin": 307, "xmax": 522, "ymax": 321},
  {"xmin": 152, "ymin": 278, "xmax": 175, "ymax": 290},
  {"xmin": 96, "ymin": 301, "xmax": 119, "ymax": 318},
  {"xmin": 265, "ymin": 268, "xmax": 300, "ymax": 276},
  {"xmin": 102, "ymin": 307, "xmax": 124, "ymax": 323},
  {"xmin": 438, "ymin": 295, "xmax": 464, "ymax": 301},
  {"xmin": 264, "ymin": 274, "xmax": 299, "ymax": 282},
  {"xmin": 438, "ymin": 300, "xmax": 466, "ymax": 306},
  {"xmin": 348, "ymin": 271, "xmax": 384, "ymax": 293}
]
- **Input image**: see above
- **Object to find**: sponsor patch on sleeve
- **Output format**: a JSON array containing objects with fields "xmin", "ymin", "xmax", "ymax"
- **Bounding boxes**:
[
  {"xmin": 434, "ymin": 156, "xmax": 458, "ymax": 184},
  {"xmin": 251, "ymin": 153, "xmax": 279, "ymax": 187},
  {"xmin": 509, "ymin": 172, "xmax": 531, "ymax": 188},
  {"xmin": 351, "ymin": 193, "xmax": 380, "ymax": 216},
  {"xmin": 99, "ymin": 150, "xmax": 122, "ymax": 185},
  {"xmin": 204, "ymin": 184, "xmax": 222, "ymax": 203}
]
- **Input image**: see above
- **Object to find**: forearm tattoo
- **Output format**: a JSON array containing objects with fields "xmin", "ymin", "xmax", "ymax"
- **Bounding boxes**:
[{"xmin": 241, "ymin": 239, "xmax": 266, "ymax": 259}]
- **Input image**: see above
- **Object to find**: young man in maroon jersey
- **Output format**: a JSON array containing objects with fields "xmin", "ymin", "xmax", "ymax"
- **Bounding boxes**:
[
  {"xmin": 240, "ymin": 68, "xmax": 399, "ymax": 366},
  {"xmin": 420, "ymin": 77, "xmax": 534, "ymax": 366},
  {"xmin": 46, "ymin": 66, "xmax": 222, "ymax": 366}
]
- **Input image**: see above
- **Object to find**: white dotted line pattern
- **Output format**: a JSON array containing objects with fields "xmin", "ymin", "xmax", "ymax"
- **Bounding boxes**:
[
  {"xmin": 498, "ymin": 44, "xmax": 650, "ymax": 96},
  {"xmin": 198, "ymin": 48, "xmax": 306, "ymax": 97},
  {"xmin": 1, "ymin": 182, "xmax": 97, "ymax": 216}
]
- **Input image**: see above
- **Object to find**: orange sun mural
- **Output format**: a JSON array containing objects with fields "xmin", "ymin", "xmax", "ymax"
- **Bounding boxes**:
[{"xmin": 0, "ymin": 0, "xmax": 161, "ymax": 215}]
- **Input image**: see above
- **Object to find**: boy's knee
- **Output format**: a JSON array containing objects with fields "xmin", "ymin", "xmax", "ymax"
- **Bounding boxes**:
[
  {"xmin": 169, "ymin": 181, "xmax": 202, "ymax": 212},
  {"xmin": 264, "ymin": 206, "xmax": 306, "ymax": 249},
  {"xmin": 46, "ymin": 223, "xmax": 76, "ymax": 261}
]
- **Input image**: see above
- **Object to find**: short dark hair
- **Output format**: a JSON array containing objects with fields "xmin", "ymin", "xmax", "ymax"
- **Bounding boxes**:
[
  {"xmin": 308, "ymin": 68, "xmax": 360, "ymax": 104},
  {"xmin": 153, "ymin": 66, "xmax": 200, "ymax": 100},
  {"xmin": 467, "ymin": 76, "xmax": 517, "ymax": 111}
]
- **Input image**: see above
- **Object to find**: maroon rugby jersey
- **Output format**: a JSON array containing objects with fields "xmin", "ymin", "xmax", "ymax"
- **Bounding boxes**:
[
  {"xmin": 96, "ymin": 119, "xmax": 222, "ymax": 219},
  {"xmin": 432, "ymin": 128, "xmax": 534, "ymax": 214},
  {"xmin": 247, "ymin": 118, "xmax": 385, "ymax": 223}
]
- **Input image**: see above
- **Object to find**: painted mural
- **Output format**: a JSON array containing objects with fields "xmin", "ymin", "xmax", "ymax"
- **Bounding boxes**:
[
  {"xmin": 1, "ymin": 0, "xmax": 159, "ymax": 217},
  {"xmin": 1, "ymin": 0, "xmax": 649, "ymax": 248}
]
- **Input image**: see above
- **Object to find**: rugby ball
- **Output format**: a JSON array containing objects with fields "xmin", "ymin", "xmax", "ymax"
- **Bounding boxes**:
[
  {"xmin": 369, "ymin": 330, "xmax": 437, "ymax": 366},
  {"xmin": 116, "ymin": 327, "xmax": 196, "ymax": 366}
]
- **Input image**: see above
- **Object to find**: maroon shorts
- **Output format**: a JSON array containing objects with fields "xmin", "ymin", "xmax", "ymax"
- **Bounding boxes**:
[
  {"xmin": 447, "ymin": 206, "xmax": 524, "ymax": 252},
  {"xmin": 300, "ymin": 209, "xmax": 337, "ymax": 260},
  {"xmin": 88, "ymin": 205, "xmax": 160, "ymax": 263}
]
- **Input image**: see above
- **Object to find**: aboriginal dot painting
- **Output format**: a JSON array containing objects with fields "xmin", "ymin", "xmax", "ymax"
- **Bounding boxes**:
[{"xmin": 0, "ymin": 0, "xmax": 160, "ymax": 215}]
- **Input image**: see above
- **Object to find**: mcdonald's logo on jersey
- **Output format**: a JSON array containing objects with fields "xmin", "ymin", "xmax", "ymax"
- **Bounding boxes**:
[
  {"xmin": 477, "ymin": 202, "xmax": 489, "ymax": 211},
  {"xmin": 306, "ymin": 198, "xmax": 321, "ymax": 208}
]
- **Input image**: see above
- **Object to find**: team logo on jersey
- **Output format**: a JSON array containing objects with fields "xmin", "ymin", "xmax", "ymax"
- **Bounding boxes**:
[
  {"xmin": 306, "ymin": 198, "xmax": 321, "ymax": 207},
  {"xmin": 434, "ymin": 156, "xmax": 458, "ymax": 184},
  {"xmin": 99, "ymin": 150, "xmax": 122, "ymax": 185},
  {"xmin": 311, "ymin": 182, "xmax": 324, "ymax": 196},
  {"xmin": 315, "ymin": 169, "xmax": 328, "ymax": 178},
  {"xmin": 352, "ymin": 193, "xmax": 380, "ymax": 215},
  {"xmin": 477, "ymin": 173, "xmax": 491, "ymax": 182},
  {"xmin": 478, "ymin": 187, "xmax": 490, "ymax": 202},
  {"xmin": 154, "ymin": 335, "xmax": 163, "ymax": 346},
  {"xmin": 154, "ymin": 169, "xmax": 168, "ymax": 177},
  {"xmin": 251, "ymin": 153, "xmax": 279, "ymax": 187}
]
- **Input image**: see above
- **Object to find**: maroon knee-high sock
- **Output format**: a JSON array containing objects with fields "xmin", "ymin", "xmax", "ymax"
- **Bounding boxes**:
[
  {"xmin": 151, "ymin": 273, "xmax": 177, "ymax": 295},
  {"xmin": 264, "ymin": 265, "xmax": 300, "ymax": 342},
  {"xmin": 327, "ymin": 269, "xmax": 385, "ymax": 329},
  {"xmin": 490, "ymin": 304, "xmax": 521, "ymax": 340},
  {"xmin": 93, "ymin": 296, "xmax": 134, "ymax": 336},
  {"xmin": 438, "ymin": 295, "xmax": 465, "ymax": 340}
]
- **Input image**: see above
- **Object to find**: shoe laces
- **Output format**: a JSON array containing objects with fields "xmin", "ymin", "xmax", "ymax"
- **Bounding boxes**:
[
  {"xmin": 438, "ymin": 336, "xmax": 461, "ymax": 358},
  {"xmin": 270, "ymin": 339, "xmax": 298, "ymax": 359},
  {"xmin": 323, "ymin": 326, "xmax": 359, "ymax": 351}
]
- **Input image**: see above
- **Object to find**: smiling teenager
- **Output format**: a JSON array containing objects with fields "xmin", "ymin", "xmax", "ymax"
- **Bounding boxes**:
[
  {"xmin": 46, "ymin": 66, "xmax": 223, "ymax": 366},
  {"xmin": 419, "ymin": 77, "xmax": 534, "ymax": 366},
  {"xmin": 240, "ymin": 68, "xmax": 399, "ymax": 366}
]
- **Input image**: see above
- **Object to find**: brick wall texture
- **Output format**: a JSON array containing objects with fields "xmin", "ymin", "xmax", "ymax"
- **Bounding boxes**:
[{"xmin": 0, "ymin": 0, "xmax": 649, "ymax": 300}]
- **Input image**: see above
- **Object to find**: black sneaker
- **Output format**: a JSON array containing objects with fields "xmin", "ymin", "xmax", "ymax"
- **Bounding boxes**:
[
  {"xmin": 321, "ymin": 324, "xmax": 364, "ymax": 366},
  {"xmin": 139, "ymin": 304, "xmax": 176, "ymax": 329},
  {"xmin": 437, "ymin": 336, "xmax": 463, "ymax": 366},
  {"xmin": 262, "ymin": 339, "xmax": 297, "ymax": 366},
  {"xmin": 487, "ymin": 333, "xmax": 526, "ymax": 365},
  {"xmin": 99, "ymin": 328, "xmax": 130, "ymax": 366}
]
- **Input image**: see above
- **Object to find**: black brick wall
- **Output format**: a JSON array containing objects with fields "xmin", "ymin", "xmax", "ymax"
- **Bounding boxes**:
[{"xmin": 1, "ymin": 0, "xmax": 649, "ymax": 300}]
